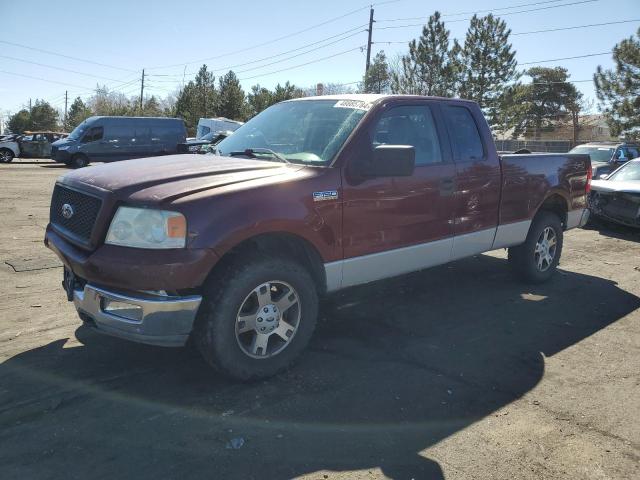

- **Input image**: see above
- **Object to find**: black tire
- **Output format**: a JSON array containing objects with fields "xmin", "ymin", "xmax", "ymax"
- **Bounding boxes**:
[
  {"xmin": 70, "ymin": 154, "xmax": 89, "ymax": 168},
  {"xmin": 508, "ymin": 211, "xmax": 564, "ymax": 284},
  {"xmin": 194, "ymin": 255, "xmax": 319, "ymax": 381},
  {"xmin": 0, "ymin": 148, "xmax": 15, "ymax": 163}
]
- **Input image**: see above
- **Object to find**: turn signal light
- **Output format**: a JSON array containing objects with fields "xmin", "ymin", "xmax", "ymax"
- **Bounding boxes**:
[{"xmin": 167, "ymin": 215, "xmax": 187, "ymax": 238}]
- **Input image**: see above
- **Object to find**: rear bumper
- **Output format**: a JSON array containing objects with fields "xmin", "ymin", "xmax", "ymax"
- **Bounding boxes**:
[
  {"xmin": 566, "ymin": 208, "xmax": 590, "ymax": 229},
  {"xmin": 74, "ymin": 284, "xmax": 202, "ymax": 347}
]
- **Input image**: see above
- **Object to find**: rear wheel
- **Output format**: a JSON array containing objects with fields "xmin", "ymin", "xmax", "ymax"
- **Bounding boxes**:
[
  {"xmin": 70, "ymin": 154, "xmax": 89, "ymax": 168},
  {"xmin": 508, "ymin": 211, "xmax": 563, "ymax": 283},
  {"xmin": 194, "ymin": 255, "xmax": 318, "ymax": 381},
  {"xmin": 0, "ymin": 148, "xmax": 14, "ymax": 163}
]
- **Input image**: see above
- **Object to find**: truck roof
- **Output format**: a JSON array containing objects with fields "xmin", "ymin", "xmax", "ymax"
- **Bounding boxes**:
[{"xmin": 286, "ymin": 93, "xmax": 476, "ymax": 107}]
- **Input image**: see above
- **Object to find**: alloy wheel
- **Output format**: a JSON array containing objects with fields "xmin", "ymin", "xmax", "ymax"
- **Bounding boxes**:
[{"xmin": 235, "ymin": 280, "xmax": 301, "ymax": 359}]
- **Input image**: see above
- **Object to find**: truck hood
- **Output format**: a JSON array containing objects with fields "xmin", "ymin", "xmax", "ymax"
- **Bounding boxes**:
[
  {"xmin": 59, "ymin": 154, "xmax": 303, "ymax": 203},
  {"xmin": 591, "ymin": 179, "xmax": 640, "ymax": 193}
]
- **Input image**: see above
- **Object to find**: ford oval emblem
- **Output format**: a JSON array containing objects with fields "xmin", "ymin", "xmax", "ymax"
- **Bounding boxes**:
[{"xmin": 61, "ymin": 203, "xmax": 74, "ymax": 219}]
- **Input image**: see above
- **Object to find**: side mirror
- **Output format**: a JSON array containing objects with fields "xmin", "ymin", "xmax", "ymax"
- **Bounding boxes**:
[
  {"xmin": 599, "ymin": 174, "xmax": 609, "ymax": 180},
  {"xmin": 364, "ymin": 145, "xmax": 416, "ymax": 177}
]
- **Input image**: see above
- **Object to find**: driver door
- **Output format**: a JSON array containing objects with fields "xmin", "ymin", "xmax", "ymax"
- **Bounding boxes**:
[{"xmin": 340, "ymin": 101, "xmax": 456, "ymax": 288}]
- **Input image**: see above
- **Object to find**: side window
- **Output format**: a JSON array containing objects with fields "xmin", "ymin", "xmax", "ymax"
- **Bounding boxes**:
[
  {"xmin": 82, "ymin": 126, "xmax": 104, "ymax": 143},
  {"xmin": 372, "ymin": 105, "xmax": 443, "ymax": 166},
  {"xmin": 443, "ymin": 105, "xmax": 484, "ymax": 161},
  {"xmin": 629, "ymin": 148, "xmax": 639, "ymax": 159},
  {"xmin": 106, "ymin": 125, "xmax": 133, "ymax": 142},
  {"xmin": 150, "ymin": 124, "xmax": 176, "ymax": 143}
]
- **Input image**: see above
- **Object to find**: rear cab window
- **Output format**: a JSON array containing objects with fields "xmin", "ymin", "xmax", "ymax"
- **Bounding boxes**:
[{"xmin": 443, "ymin": 105, "xmax": 485, "ymax": 162}]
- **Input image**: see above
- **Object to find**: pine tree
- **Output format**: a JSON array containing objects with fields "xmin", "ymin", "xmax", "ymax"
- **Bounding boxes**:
[
  {"xmin": 7, "ymin": 109, "xmax": 31, "ymax": 133},
  {"xmin": 363, "ymin": 51, "xmax": 390, "ymax": 93},
  {"xmin": 217, "ymin": 71, "xmax": 246, "ymax": 120},
  {"xmin": 502, "ymin": 67, "xmax": 581, "ymax": 139},
  {"xmin": 247, "ymin": 84, "xmax": 273, "ymax": 118},
  {"xmin": 458, "ymin": 14, "xmax": 518, "ymax": 128},
  {"xmin": 29, "ymin": 100, "xmax": 59, "ymax": 131},
  {"xmin": 142, "ymin": 96, "xmax": 163, "ymax": 117},
  {"xmin": 271, "ymin": 81, "xmax": 304, "ymax": 103},
  {"xmin": 66, "ymin": 97, "xmax": 92, "ymax": 129},
  {"xmin": 175, "ymin": 65, "xmax": 218, "ymax": 135},
  {"xmin": 390, "ymin": 12, "xmax": 458, "ymax": 96},
  {"xmin": 594, "ymin": 27, "xmax": 640, "ymax": 138}
]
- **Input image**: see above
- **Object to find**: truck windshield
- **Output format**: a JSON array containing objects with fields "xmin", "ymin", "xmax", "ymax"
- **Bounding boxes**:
[
  {"xmin": 216, "ymin": 100, "xmax": 368, "ymax": 165},
  {"xmin": 569, "ymin": 146, "xmax": 615, "ymax": 163}
]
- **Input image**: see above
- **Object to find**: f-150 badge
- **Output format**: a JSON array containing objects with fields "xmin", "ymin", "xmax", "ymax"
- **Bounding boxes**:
[{"xmin": 313, "ymin": 190, "xmax": 339, "ymax": 202}]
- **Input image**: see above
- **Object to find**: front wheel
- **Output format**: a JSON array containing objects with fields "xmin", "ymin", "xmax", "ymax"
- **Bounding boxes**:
[
  {"xmin": 508, "ymin": 212, "xmax": 564, "ymax": 283},
  {"xmin": 0, "ymin": 148, "xmax": 15, "ymax": 163},
  {"xmin": 70, "ymin": 154, "xmax": 89, "ymax": 168},
  {"xmin": 194, "ymin": 255, "xmax": 318, "ymax": 381}
]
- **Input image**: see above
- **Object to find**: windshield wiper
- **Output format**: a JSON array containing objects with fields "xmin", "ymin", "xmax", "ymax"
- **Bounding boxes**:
[{"xmin": 227, "ymin": 148, "xmax": 290, "ymax": 164}]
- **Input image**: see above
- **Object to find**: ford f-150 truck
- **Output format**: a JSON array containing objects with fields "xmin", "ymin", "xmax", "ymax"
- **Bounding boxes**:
[{"xmin": 45, "ymin": 94, "xmax": 592, "ymax": 380}]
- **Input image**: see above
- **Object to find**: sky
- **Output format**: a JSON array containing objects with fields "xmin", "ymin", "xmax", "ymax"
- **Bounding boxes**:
[{"xmin": 0, "ymin": 0, "xmax": 639, "ymax": 118}]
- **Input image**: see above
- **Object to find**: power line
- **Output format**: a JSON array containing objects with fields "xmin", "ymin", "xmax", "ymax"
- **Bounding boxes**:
[
  {"xmin": 146, "ymin": 0, "xmax": 404, "ymax": 70},
  {"xmin": 521, "ymin": 51, "xmax": 611, "ymax": 65},
  {"xmin": 376, "ymin": 0, "xmax": 600, "ymax": 30},
  {"xmin": 511, "ymin": 19, "xmax": 640, "ymax": 35},
  {"xmin": 239, "ymin": 46, "xmax": 365, "ymax": 81},
  {"xmin": 377, "ymin": 0, "xmax": 567, "ymax": 21},
  {"xmin": 0, "ymin": 39, "xmax": 136, "ymax": 73},
  {"xmin": 0, "ymin": 54, "xmax": 124, "ymax": 82},
  {"xmin": 375, "ymin": 18, "xmax": 640, "ymax": 44},
  {"xmin": 0, "ymin": 70, "xmax": 92, "ymax": 90},
  {"xmin": 148, "ymin": 25, "xmax": 368, "ymax": 79},
  {"xmin": 147, "ymin": 7, "xmax": 371, "ymax": 70}
]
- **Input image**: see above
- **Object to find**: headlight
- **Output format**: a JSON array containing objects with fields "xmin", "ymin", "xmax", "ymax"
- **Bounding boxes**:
[
  {"xmin": 105, "ymin": 207, "xmax": 186, "ymax": 249},
  {"xmin": 57, "ymin": 145, "xmax": 70, "ymax": 150}
]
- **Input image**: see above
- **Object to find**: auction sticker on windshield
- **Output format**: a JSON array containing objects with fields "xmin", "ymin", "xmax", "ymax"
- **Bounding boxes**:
[{"xmin": 334, "ymin": 100, "xmax": 372, "ymax": 110}]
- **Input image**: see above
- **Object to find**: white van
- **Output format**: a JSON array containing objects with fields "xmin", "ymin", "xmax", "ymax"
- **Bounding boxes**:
[{"xmin": 196, "ymin": 117, "xmax": 243, "ymax": 139}]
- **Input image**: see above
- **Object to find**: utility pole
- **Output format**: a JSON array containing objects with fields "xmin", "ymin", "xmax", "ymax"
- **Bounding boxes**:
[
  {"xmin": 29, "ymin": 98, "xmax": 32, "ymax": 113},
  {"xmin": 64, "ymin": 90, "xmax": 68, "ymax": 129},
  {"xmin": 139, "ymin": 69, "xmax": 145, "ymax": 115},
  {"xmin": 365, "ymin": 7, "xmax": 375, "ymax": 73}
]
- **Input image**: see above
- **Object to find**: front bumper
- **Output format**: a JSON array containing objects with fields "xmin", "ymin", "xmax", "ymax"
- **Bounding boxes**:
[
  {"xmin": 74, "ymin": 284, "xmax": 202, "ymax": 347},
  {"xmin": 45, "ymin": 225, "xmax": 219, "ymax": 291},
  {"xmin": 51, "ymin": 148, "xmax": 71, "ymax": 163}
]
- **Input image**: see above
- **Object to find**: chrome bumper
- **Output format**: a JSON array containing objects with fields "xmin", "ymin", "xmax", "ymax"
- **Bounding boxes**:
[{"xmin": 73, "ymin": 284, "xmax": 202, "ymax": 347}]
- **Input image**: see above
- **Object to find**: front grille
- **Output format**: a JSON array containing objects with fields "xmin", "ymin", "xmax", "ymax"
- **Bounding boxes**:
[
  {"xmin": 50, "ymin": 146, "xmax": 58, "ymax": 159},
  {"xmin": 50, "ymin": 185, "xmax": 102, "ymax": 242}
]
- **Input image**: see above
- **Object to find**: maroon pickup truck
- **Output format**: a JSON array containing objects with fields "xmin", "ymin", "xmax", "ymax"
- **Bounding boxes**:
[{"xmin": 45, "ymin": 95, "xmax": 592, "ymax": 380}]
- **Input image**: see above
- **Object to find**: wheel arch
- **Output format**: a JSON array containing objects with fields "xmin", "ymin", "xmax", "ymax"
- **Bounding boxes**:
[
  {"xmin": 206, "ymin": 232, "xmax": 328, "ymax": 295},
  {"xmin": 536, "ymin": 192, "xmax": 569, "ymax": 229},
  {"xmin": 0, "ymin": 145, "xmax": 18, "ymax": 156}
]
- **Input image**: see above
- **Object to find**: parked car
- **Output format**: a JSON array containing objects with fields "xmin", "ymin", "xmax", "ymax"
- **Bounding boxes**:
[
  {"xmin": 196, "ymin": 117, "xmax": 243, "ymax": 139},
  {"xmin": 589, "ymin": 158, "xmax": 640, "ymax": 228},
  {"xmin": 0, "ymin": 131, "xmax": 68, "ymax": 163},
  {"xmin": 51, "ymin": 116, "xmax": 187, "ymax": 168},
  {"xmin": 44, "ymin": 94, "xmax": 591, "ymax": 380},
  {"xmin": 569, "ymin": 142, "xmax": 640, "ymax": 179},
  {"xmin": 177, "ymin": 130, "xmax": 234, "ymax": 154}
]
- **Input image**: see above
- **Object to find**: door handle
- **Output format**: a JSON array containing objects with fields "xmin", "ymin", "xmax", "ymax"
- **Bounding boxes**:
[{"xmin": 440, "ymin": 177, "xmax": 456, "ymax": 195}]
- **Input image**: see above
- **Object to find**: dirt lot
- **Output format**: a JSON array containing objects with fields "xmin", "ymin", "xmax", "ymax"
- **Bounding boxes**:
[{"xmin": 0, "ymin": 158, "xmax": 639, "ymax": 480}]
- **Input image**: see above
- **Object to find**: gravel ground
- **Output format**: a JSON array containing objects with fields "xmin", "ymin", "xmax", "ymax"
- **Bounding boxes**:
[{"xmin": 0, "ymin": 158, "xmax": 639, "ymax": 480}]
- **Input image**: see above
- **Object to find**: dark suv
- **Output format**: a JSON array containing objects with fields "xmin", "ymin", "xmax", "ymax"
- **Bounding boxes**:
[{"xmin": 569, "ymin": 142, "xmax": 640, "ymax": 179}]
